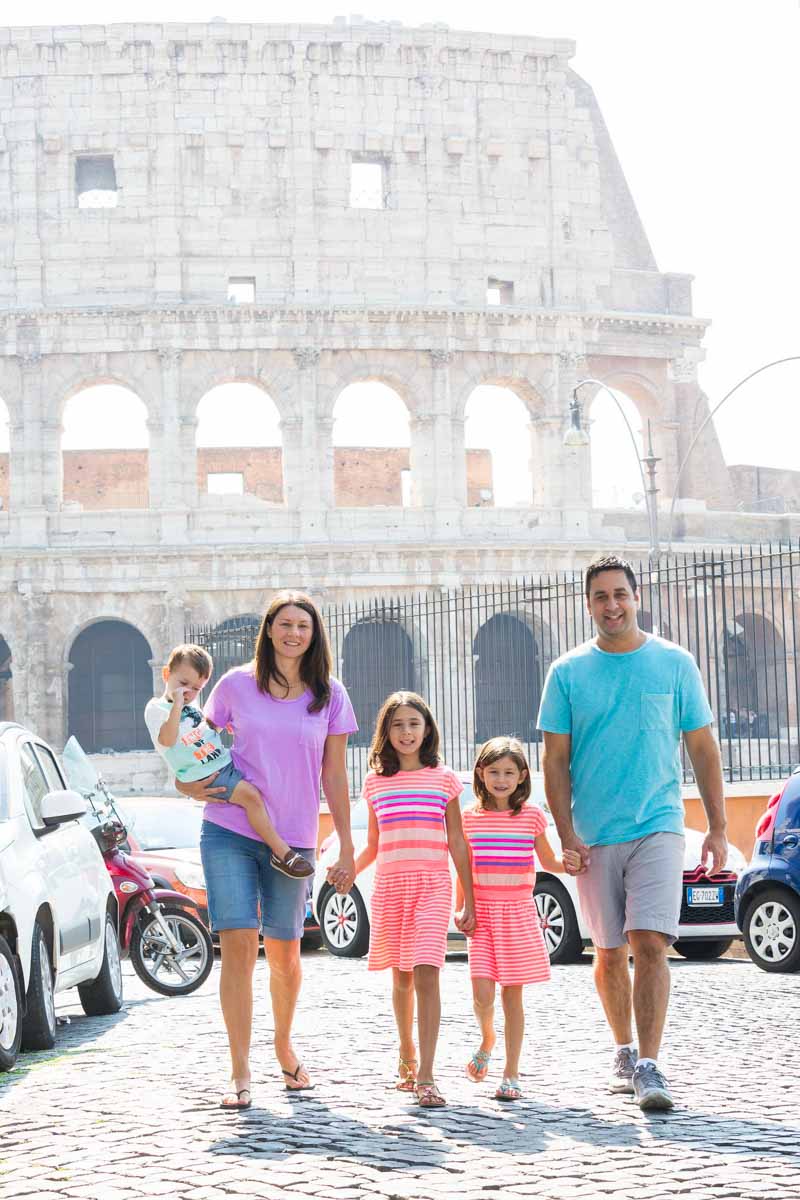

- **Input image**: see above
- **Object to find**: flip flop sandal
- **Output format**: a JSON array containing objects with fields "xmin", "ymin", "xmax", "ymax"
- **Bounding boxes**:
[
  {"xmin": 416, "ymin": 1082, "xmax": 446, "ymax": 1108},
  {"xmin": 396, "ymin": 1057, "xmax": 418, "ymax": 1091},
  {"xmin": 466, "ymin": 1049, "xmax": 492, "ymax": 1082},
  {"xmin": 271, "ymin": 851, "xmax": 315, "ymax": 879},
  {"xmin": 495, "ymin": 1078, "xmax": 522, "ymax": 1102},
  {"xmin": 283, "ymin": 1063, "xmax": 315, "ymax": 1091},
  {"xmin": 220, "ymin": 1086, "xmax": 252, "ymax": 1110}
]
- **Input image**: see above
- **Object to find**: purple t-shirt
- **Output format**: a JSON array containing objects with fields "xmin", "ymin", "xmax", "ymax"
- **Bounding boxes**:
[{"xmin": 202, "ymin": 665, "xmax": 358, "ymax": 849}]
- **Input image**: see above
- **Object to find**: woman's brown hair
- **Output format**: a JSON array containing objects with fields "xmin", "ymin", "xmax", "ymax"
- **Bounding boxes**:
[
  {"xmin": 368, "ymin": 691, "xmax": 440, "ymax": 776},
  {"xmin": 473, "ymin": 736, "xmax": 531, "ymax": 815},
  {"xmin": 253, "ymin": 590, "xmax": 332, "ymax": 713}
]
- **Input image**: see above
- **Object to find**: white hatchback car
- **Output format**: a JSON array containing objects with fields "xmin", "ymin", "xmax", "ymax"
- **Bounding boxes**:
[
  {"xmin": 0, "ymin": 722, "xmax": 123, "ymax": 1072},
  {"xmin": 313, "ymin": 774, "xmax": 746, "ymax": 963}
]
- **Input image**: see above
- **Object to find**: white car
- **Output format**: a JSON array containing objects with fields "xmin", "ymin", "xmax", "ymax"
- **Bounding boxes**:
[
  {"xmin": 0, "ymin": 722, "xmax": 123, "ymax": 1072},
  {"xmin": 313, "ymin": 775, "xmax": 746, "ymax": 964}
]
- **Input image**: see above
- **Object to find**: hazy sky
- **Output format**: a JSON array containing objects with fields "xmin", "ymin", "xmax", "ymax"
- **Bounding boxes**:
[{"xmin": 2, "ymin": 1, "xmax": 797, "ymax": 504}]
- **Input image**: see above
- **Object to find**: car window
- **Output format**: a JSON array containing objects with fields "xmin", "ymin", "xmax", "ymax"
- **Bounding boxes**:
[
  {"xmin": 31, "ymin": 743, "xmax": 66, "ymax": 794},
  {"xmin": 19, "ymin": 742, "xmax": 49, "ymax": 831},
  {"xmin": 0, "ymin": 745, "xmax": 8, "ymax": 822},
  {"xmin": 118, "ymin": 801, "xmax": 204, "ymax": 851}
]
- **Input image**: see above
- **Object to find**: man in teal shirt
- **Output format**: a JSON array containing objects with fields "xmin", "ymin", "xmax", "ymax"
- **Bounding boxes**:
[{"xmin": 538, "ymin": 554, "xmax": 727, "ymax": 1111}]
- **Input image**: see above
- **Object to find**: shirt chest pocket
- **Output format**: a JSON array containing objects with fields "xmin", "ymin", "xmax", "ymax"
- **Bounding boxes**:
[
  {"xmin": 640, "ymin": 692, "xmax": 675, "ymax": 732},
  {"xmin": 300, "ymin": 711, "xmax": 326, "ymax": 748}
]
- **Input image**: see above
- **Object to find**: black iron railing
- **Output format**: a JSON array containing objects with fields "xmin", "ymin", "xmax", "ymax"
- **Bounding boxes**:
[{"xmin": 187, "ymin": 542, "xmax": 800, "ymax": 795}]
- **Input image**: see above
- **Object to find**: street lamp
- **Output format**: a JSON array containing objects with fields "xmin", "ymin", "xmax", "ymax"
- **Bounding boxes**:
[
  {"xmin": 565, "ymin": 377, "xmax": 662, "ymax": 561},
  {"xmin": 665, "ymin": 355, "xmax": 800, "ymax": 550}
]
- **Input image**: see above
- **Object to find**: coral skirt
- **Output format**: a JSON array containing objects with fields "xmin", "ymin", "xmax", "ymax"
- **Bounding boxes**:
[
  {"xmin": 367, "ymin": 870, "xmax": 452, "ymax": 972},
  {"xmin": 468, "ymin": 897, "xmax": 551, "ymax": 987}
]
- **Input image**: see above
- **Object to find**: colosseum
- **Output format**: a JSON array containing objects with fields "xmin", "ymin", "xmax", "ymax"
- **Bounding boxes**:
[{"xmin": 1, "ymin": 20, "xmax": 797, "ymax": 790}]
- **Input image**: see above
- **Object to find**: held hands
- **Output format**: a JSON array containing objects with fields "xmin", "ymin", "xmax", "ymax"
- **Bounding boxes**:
[
  {"xmin": 561, "ymin": 848, "xmax": 585, "ymax": 875},
  {"xmin": 455, "ymin": 906, "xmax": 476, "ymax": 935},
  {"xmin": 327, "ymin": 849, "xmax": 356, "ymax": 895},
  {"xmin": 700, "ymin": 828, "xmax": 728, "ymax": 875},
  {"xmin": 562, "ymin": 835, "xmax": 591, "ymax": 875}
]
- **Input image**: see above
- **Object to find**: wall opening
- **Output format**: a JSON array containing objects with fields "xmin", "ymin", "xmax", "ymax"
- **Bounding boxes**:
[
  {"xmin": 0, "ymin": 398, "xmax": 9, "ymax": 512},
  {"xmin": 464, "ymin": 386, "xmax": 532, "ymax": 506},
  {"xmin": 67, "ymin": 620, "xmax": 153, "ymax": 753},
  {"xmin": 228, "ymin": 276, "xmax": 255, "ymax": 304},
  {"xmin": 62, "ymin": 384, "xmax": 149, "ymax": 508},
  {"xmin": 196, "ymin": 383, "xmax": 283, "ymax": 503},
  {"xmin": 474, "ymin": 614, "xmax": 541, "ymax": 743},
  {"xmin": 721, "ymin": 612, "xmax": 789, "ymax": 735},
  {"xmin": 487, "ymin": 278, "xmax": 514, "ymax": 306},
  {"xmin": 0, "ymin": 635, "xmax": 12, "ymax": 722},
  {"xmin": 333, "ymin": 382, "xmax": 413, "ymax": 506},
  {"xmin": 590, "ymin": 387, "xmax": 645, "ymax": 510},
  {"xmin": 342, "ymin": 620, "xmax": 414, "ymax": 746},
  {"xmin": 350, "ymin": 159, "xmax": 386, "ymax": 209},
  {"xmin": 76, "ymin": 155, "xmax": 118, "ymax": 209}
]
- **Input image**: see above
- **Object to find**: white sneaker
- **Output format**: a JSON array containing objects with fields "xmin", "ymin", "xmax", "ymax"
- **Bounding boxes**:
[{"xmin": 609, "ymin": 1046, "xmax": 638, "ymax": 1094}]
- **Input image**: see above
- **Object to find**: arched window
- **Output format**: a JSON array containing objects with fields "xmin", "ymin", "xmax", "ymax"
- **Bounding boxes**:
[
  {"xmin": 204, "ymin": 613, "xmax": 261, "ymax": 692},
  {"xmin": 0, "ymin": 398, "xmax": 9, "ymax": 513},
  {"xmin": 196, "ymin": 384, "xmax": 283, "ymax": 502},
  {"xmin": 342, "ymin": 620, "xmax": 414, "ymax": 746},
  {"xmin": 721, "ymin": 613, "xmax": 789, "ymax": 735},
  {"xmin": 62, "ymin": 385, "xmax": 149, "ymax": 509},
  {"xmin": 0, "ymin": 635, "xmax": 12, "ymax": 722},
  {"xmin": 68, "ymin": 621, "xmax": 153, "ymax": 752},
  {"xmin": 590, "ymin": 388, "xmax": 644, "ymax": 510},
  {"xmin": 333, "ymin": 383, "xmax": 413, "ymax": 506},
  {"xmin": 464, "ymin": 387, "xmax": 533, "ymax": 506},
  {"xmin": 474, "ymin": 615, "xmax": 541, "ymax": 744}
]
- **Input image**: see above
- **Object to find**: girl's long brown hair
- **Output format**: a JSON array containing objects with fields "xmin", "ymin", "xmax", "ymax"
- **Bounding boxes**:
[
  {"xmin": 253, "ymin": 591, "xmax": 332, "ymax": 713},
  {"xmin": 473, "ymin": 736, "xmax": 531, "ymax": 815},
  {"xmin": 369, "ymin": 691, "xmax": 440, "ymax": 776}
]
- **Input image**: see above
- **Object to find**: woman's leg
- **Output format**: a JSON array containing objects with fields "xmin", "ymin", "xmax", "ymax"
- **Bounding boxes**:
[
  {"xmin": 218, "ymin": 928, "xmax": 260, "ymax": 1089},
  {"xmin": 467, "ymin": 977, "xmax": 496, "ymax": 1080},
  {"xmin": 500, "ymin": 985, "xmax": 525, "ymax": 1080},
  {"xmin": 413, "ymin": 964, "xmax": 441, "ymax": 1084},
  {"xmin": 264, "ymin": 936, "xmax": 311, "ymax": 1088}
]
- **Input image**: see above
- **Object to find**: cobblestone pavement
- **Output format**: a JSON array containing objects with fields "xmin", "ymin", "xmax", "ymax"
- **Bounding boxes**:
[{"xmin": 1, "ymin": 948, "xmax": 798, "ymax": 1200}]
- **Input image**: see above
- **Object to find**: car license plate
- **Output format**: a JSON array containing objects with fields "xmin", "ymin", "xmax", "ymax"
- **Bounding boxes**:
[{"xmin": 687, "ymin": 886, "xmax": 723, "ymax": 906}]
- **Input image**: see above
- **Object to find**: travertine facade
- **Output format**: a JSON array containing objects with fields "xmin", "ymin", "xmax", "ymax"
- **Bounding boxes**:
[{"xmin": 0, "ymin": 20, "xmax": 796, "ymax": 787}]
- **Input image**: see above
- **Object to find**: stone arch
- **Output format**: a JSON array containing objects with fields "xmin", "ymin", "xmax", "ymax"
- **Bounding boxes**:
[
  {"xmin": 0, "ymin": 633, "xmax": 13, "ymax": 722},
  {"xmin": 463, "ymin": 386, "xmax": 535, "ymax": 507},
  {"xmin": 341, "ymin": 618, "xmax": 415, "ymax": 747},
  {"xmin": 181, "ymin": 359, "xmax": 296, "ymax": 427},
  {"xmin": 195, "ymin": 382, "xmax": 284, "ymax": 503},
  {"xmin": 595, "ymin": 370, "xmax": 663, "ymax": 425},
  {"xmin": 61, "ymin": 383, "xmax": 150, "ymax": 509},
  {"xmin": 454, "ymin": 368, "xmax": 550, "ymax": 423},
  {"xmin": 67, "ymin": 619, "xmax": 154, "ymax": 752},
  {"xmin": 202, "ymin": 612, "xmax": 261, "ymax": 691},
  {"xmin": 589, "ymin": 385, "xmax": 645, "ymax": 510},
  {"xmin": 720, "ymin": 611, "xmax": 789, "ymax": 734},
  {"xmin": 53, "ymin": 365, "xmax": 158, "ymax": 426},
  {"xmin": 322, "ymin": 354, "xmax": 427, "ymax": 421},
  {"xmin": 332, "ymin": 381, "xmax": 413, "ymax": 507},
  {"xmin": 473, "ymin": 613, "xmax": 542, "ymax": 744}
]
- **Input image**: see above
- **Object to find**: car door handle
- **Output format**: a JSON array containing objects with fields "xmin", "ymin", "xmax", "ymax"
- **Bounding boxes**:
[{"xmin": 779, "ymin": 834, "xmax": 799, "ymax": 849}]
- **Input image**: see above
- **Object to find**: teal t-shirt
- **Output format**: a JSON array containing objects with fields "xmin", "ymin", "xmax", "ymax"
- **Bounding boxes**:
[{"xmin": 536, "ymin": 635, "xmax": 713, "ymax": 847}]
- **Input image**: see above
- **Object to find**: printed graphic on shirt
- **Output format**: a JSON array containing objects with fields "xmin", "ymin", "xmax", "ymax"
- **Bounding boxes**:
[{"xmin": 144, "ymin": 697, "xmax": 231, "ymax": 782}]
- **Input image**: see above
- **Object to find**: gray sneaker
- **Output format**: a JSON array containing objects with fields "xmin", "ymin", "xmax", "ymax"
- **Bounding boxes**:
[
  {"xmin": 632, "ymin": 1062, "xmax": 674, "ymax": 1111},
  {"xmin": 609, "ymin": 1047, "xmax": 638, "ymax": 1094}
]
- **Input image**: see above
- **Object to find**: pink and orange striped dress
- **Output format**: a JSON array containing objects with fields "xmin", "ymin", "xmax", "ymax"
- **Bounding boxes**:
[
  {"xmin": 363, "ymin": 765, "xmax": 462, "ymax": 972},
  {"xmin": 461, "ymin": 804, "xmax": 551, "ymax": 986}
]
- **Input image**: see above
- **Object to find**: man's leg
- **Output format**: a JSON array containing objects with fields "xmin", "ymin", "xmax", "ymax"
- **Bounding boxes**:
[
  {"xmin": 628, "ymin": 929, "xmax": 671, "ymax": 1061},
  {"xmin": 593, "ymin": 945, "xmax": 634, "ymax": 1044},
  {"xmin": 264, "ymin": 936, "xmax": 310, "ymax": 1088}
]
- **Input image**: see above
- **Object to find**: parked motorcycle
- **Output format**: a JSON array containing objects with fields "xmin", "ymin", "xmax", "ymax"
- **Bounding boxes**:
[{"xmin": 62, "ymin": 738, "xmax": 214, "ymax": 998}]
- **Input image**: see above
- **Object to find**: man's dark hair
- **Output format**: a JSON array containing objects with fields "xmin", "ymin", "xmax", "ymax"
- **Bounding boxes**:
[{"xmin": 584, "ymin": 554, "xmax": 638, "ymax": 599}]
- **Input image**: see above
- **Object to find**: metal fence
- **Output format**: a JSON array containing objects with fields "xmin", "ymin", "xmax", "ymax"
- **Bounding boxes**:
[{"xmin": 187, "ymin": 542, "xmax": 800, "ymax": 795}]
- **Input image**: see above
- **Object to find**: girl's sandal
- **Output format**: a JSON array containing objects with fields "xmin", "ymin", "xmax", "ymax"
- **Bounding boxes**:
[
  {"xmin": 495, "ymin": 1077, "xmax": 522, "ymax": 1102},
  {"xmin": 416, "ymin": 1081, "xmax": 446, "ymax": 1108},
  {"xmin": 396, "ymin": 1056, "xmax": 418, "ymax": 1092},
  {"xmin": 466, "ymin": 1049, "xmax": 492, "ymax": 1083}
]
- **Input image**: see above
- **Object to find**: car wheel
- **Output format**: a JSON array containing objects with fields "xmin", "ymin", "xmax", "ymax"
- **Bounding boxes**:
[
  {"xmin": 0, "ymin": 934, "xmax": 22, "ymax": 1072},
  {"xmin": 672, "ymin": 937, "xmax": 734, "ymax": 961},
  {"xmin": 21, "ymin": 923, "xmax": 56, "ymax": 1051},
  {"xmin": 319, "ymin": 886, "xmax": 370, "ymax": 958},
  {"xmin": 77, "ymin": 914, "xmax": 124, "ymax": 1016},
  {"xmin": 534, "ymin": 878, "xmax": 583, "ymax": 965},
  {"xmin": 743, "ymin": 887, "xmax": 800, "ymax": 973}
]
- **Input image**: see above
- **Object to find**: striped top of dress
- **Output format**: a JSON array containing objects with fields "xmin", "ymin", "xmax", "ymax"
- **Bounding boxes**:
[
  {"xmin": 462, "ymin": 804, "xmax": 548, "ymax": 901},
  {"xmin": 363, "ymin": 765, "xmax": 462, "ymax": 877}
]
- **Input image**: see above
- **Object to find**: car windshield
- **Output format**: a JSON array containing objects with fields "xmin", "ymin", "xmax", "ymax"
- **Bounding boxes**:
[{"xmin": 120, "ymin": 801, "xmax": 204, "ymax": 851}]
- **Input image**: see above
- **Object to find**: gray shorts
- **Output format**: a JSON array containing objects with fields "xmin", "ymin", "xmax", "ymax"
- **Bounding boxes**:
[
  {"xmin": 576, "ymin": 831, "xmax": 685, "ymax": 949},
  {"xmin": 207, "ymin": 759, "xmax": 245, "ymax": 802}
]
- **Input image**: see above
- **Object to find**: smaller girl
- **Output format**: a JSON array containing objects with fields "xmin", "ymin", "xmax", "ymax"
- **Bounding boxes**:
[
  {"xmin": 355, "ymin": 691, "xmax": 476, "ymax": 1108},
  {"xmin": 457, "ymin": 736, "xmax": 580, "ymax": 1101}
]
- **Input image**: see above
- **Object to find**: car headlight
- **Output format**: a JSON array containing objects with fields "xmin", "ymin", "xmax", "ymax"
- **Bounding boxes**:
[{"xmin": 173, "ymin": 862, "xmax": 207, "ymax": 891}]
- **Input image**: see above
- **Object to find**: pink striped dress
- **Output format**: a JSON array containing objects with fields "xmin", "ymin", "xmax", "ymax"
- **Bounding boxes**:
[
  {"xmin": 363, "ymin": 765, "xmax": 462, "ymax": 972},
  {"xmin": 461, "ymin": 804, "xmax": 551, "ymax": 986}
]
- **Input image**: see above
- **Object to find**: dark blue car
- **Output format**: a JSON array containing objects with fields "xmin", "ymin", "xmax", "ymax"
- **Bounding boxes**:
[{"xmin": 735, "ymin": 767, "xmax": 800, "ymax": 972}]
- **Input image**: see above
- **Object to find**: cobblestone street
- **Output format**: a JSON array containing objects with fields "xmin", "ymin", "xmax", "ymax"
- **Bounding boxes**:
[{"xmin": 1, "ymin": 948, "xmax": 798, "ymax": 1200}]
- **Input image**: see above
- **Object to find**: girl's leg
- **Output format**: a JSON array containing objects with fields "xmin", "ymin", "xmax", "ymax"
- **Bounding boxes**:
[
  {"xmin": 467, "ymin": 977, "xmax": 496, "ymax": 1081},
  {"xmin": 413, "ymin": 964, "xmax": 441, "ymax": 1085},
  {"xmin": 218, "ymin": 928, "xmax": 259, "ymax": 1103},
  {"xmin": 392, "ymin": 968, "xmax": 416, "ymax": 1086},
  {"xmin": 500, "ymin": 985, "xmax": 525, "ymax": 1080}
]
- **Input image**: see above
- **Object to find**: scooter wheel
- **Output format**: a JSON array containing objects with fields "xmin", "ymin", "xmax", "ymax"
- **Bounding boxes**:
[{"xmin": 129, "ymin": 904, "xmax": 213, "ymax": 996}]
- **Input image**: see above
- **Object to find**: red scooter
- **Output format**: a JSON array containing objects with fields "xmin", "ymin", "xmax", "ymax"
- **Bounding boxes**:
[{"xmin": 63, "ymin": 738, "xmax": 213, "ymax": 997}]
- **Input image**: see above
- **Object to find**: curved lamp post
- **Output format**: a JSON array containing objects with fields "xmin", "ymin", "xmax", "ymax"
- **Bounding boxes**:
[
  {"xmin": 565, "ymin": 377, "xmax": 661, "ymax": 561},
  {"xmin": 665, "ymin": 355, "xmax": 800, "ymax": 550}
]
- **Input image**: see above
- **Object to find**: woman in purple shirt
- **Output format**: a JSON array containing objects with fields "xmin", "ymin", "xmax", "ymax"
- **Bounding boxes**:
[{"xmin": 179, "ymin": 591, "xmax": 357, "ymax": 1109}]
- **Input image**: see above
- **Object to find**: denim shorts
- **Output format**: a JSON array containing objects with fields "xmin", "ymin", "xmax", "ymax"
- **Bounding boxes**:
[
  {"xmin": 199, "ymin": 820, "xmax": 315, "ymax": 941},
  {"xmin": 206, "ymin": 759, "xmax": 244, "ymax": 801}
]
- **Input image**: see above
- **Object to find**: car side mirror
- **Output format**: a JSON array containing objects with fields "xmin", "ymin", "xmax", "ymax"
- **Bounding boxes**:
[{"xmin": 40, "ymin": 789, "xmax": 89, "ymax": 827}]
